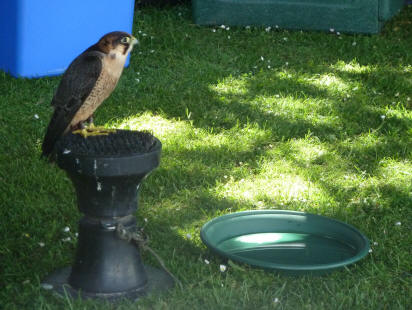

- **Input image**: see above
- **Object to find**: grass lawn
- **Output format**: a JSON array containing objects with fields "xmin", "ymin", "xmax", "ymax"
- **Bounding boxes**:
[{"xmin": 1, "ymin": 4, "xmax": 411, "ymax": 309}]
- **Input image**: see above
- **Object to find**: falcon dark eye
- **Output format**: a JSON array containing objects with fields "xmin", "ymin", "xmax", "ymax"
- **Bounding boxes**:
[{"xmin": 120, "ymin": 37, "xmax": 130, "ymax": 44}]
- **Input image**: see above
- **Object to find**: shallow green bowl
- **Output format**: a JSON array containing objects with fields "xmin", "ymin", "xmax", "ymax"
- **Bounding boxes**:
[{"xmin": 200, "ymin": 210, "xmax": 370, "ymax": 275}]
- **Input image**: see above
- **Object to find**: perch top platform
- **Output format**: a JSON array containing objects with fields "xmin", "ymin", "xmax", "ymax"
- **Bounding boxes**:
[{"xmin": 55, "ymin": 130, "xmax": 161, "ymax": 178}]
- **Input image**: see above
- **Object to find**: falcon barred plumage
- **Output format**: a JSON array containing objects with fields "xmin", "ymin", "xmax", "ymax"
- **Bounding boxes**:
[{"xmin": 41, "ymin": 31, "xmax": 138, "ymax": 159}]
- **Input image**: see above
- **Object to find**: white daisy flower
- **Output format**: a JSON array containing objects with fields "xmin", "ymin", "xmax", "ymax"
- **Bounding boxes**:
[{"xmin": 41, "ymin": 283, "xmax": 53, "ymax": 290}]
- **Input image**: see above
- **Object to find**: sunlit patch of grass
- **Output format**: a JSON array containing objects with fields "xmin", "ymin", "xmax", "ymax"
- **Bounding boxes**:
[
  {"xmin": 114, "ymin": 112, "xmax": 190, "ymax": 139},
  {"xmin": 215, "ymin": 160, "xmax": 322, "ymax": 209},
  {"xmin": 378, "ymin": 158, "xmax": 412, "ymax": 185},
  {"xmin": 332, "ymin": 60, "xmax": 373, "ymax": 74},
  {"xmin": 210, "ymin": 74, "xmax": 249, "ymax": 95},
  {"xmin": 208, "ymin": 69, "xmax": 347, "ymax": 135},
  {"xmin": 306, "ymin": 73, "xmax": 352, "ymax": 94},
  {"xmin": 287, "ymin": 136, "xmax": 330, "ymax": 164},
  {"xmin": 114, "ymin": 111, "xmax": 270, "ymax": 152}
]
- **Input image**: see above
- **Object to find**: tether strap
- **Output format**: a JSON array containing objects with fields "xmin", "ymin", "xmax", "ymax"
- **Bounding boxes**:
[{"xmin": 116, "ymin": 223, "xmax": 183, "ymax": 289}]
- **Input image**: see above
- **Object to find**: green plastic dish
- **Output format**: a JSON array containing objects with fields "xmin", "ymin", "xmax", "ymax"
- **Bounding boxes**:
[{"xmin": 200, "ymin": 210, "xmax": 370, "ymax": 274}]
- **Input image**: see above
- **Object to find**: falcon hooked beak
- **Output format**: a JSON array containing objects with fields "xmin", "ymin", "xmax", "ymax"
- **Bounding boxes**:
[
  {"xmin": 127, "ymin": 36, "xmax": 139, "ymax": 53},
  {"xmin": 129, "ymin": 36, "xmax": 139, "ymax": 54}
]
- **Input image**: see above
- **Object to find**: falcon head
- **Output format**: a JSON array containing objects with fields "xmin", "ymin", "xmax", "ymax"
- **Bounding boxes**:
[{"xmin": 96, "ymin": 31, "xmax": 138, "ymax": 57}]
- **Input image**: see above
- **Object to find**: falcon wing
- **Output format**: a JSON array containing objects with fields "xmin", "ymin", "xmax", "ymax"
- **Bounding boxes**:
[{"xmin": 41, "ymin": 53, "xmax": 103, "ymax": 158}]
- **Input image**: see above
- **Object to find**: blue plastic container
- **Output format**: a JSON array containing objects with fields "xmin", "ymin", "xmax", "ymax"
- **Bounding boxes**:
[{"xmin": 0, "ymin": 0, "xmax": 135, "ymax": 78}]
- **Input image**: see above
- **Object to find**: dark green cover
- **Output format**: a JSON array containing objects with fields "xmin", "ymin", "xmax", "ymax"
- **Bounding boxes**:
[
  {"xmin": 379, "ymin": 0, "xmax": 405, "ymax": 20},
  {"xmin": 193, "ymin": 0, "xmax": 405, "ymax": 34}
]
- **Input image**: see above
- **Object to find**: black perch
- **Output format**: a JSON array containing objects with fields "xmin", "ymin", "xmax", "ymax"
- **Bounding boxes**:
[{"xmin": 42, "ymin": 130, "xmax": 174, "ymax": 300}]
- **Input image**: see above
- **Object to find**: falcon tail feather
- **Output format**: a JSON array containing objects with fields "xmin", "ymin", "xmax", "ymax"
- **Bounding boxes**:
[{"xmin": 41, "ymin": 101, "xmax": 80, "ymax": 160}]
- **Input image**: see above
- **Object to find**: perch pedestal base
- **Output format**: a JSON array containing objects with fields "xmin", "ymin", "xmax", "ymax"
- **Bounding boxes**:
[{"xmin": 43, "ymin": 266, "xmax": 174, "ymax": 301}]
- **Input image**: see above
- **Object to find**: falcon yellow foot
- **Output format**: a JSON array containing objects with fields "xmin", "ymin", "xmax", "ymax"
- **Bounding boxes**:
[{"xmin": 72, "ymin": 127, "xmax": 117, "ymax": 138}]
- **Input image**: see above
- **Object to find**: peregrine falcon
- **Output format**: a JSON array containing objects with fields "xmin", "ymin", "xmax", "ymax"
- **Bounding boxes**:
[{"xmin": 41, "ymin": 31, "xmax": 138, "ymax": 159}]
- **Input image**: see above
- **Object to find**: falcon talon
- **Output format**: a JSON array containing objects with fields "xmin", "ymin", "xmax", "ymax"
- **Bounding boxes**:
[
  {"xmin": 86, "ymin": 127, "xmax": 117, "ymax": 136},
  {"xmin": 72, "ymin": 128, "xmax": 116, "ymax": 138},
  {"xmin": 86, "ymin": 126, "xmax": 117, "ymax": 133},
  {"xmin": 72, "ymin": 128, "xmax": 102, "ymax": 138},
  {"xmin": 72, "ymin": 128, "xmax": 89, "ymax": 138}
]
